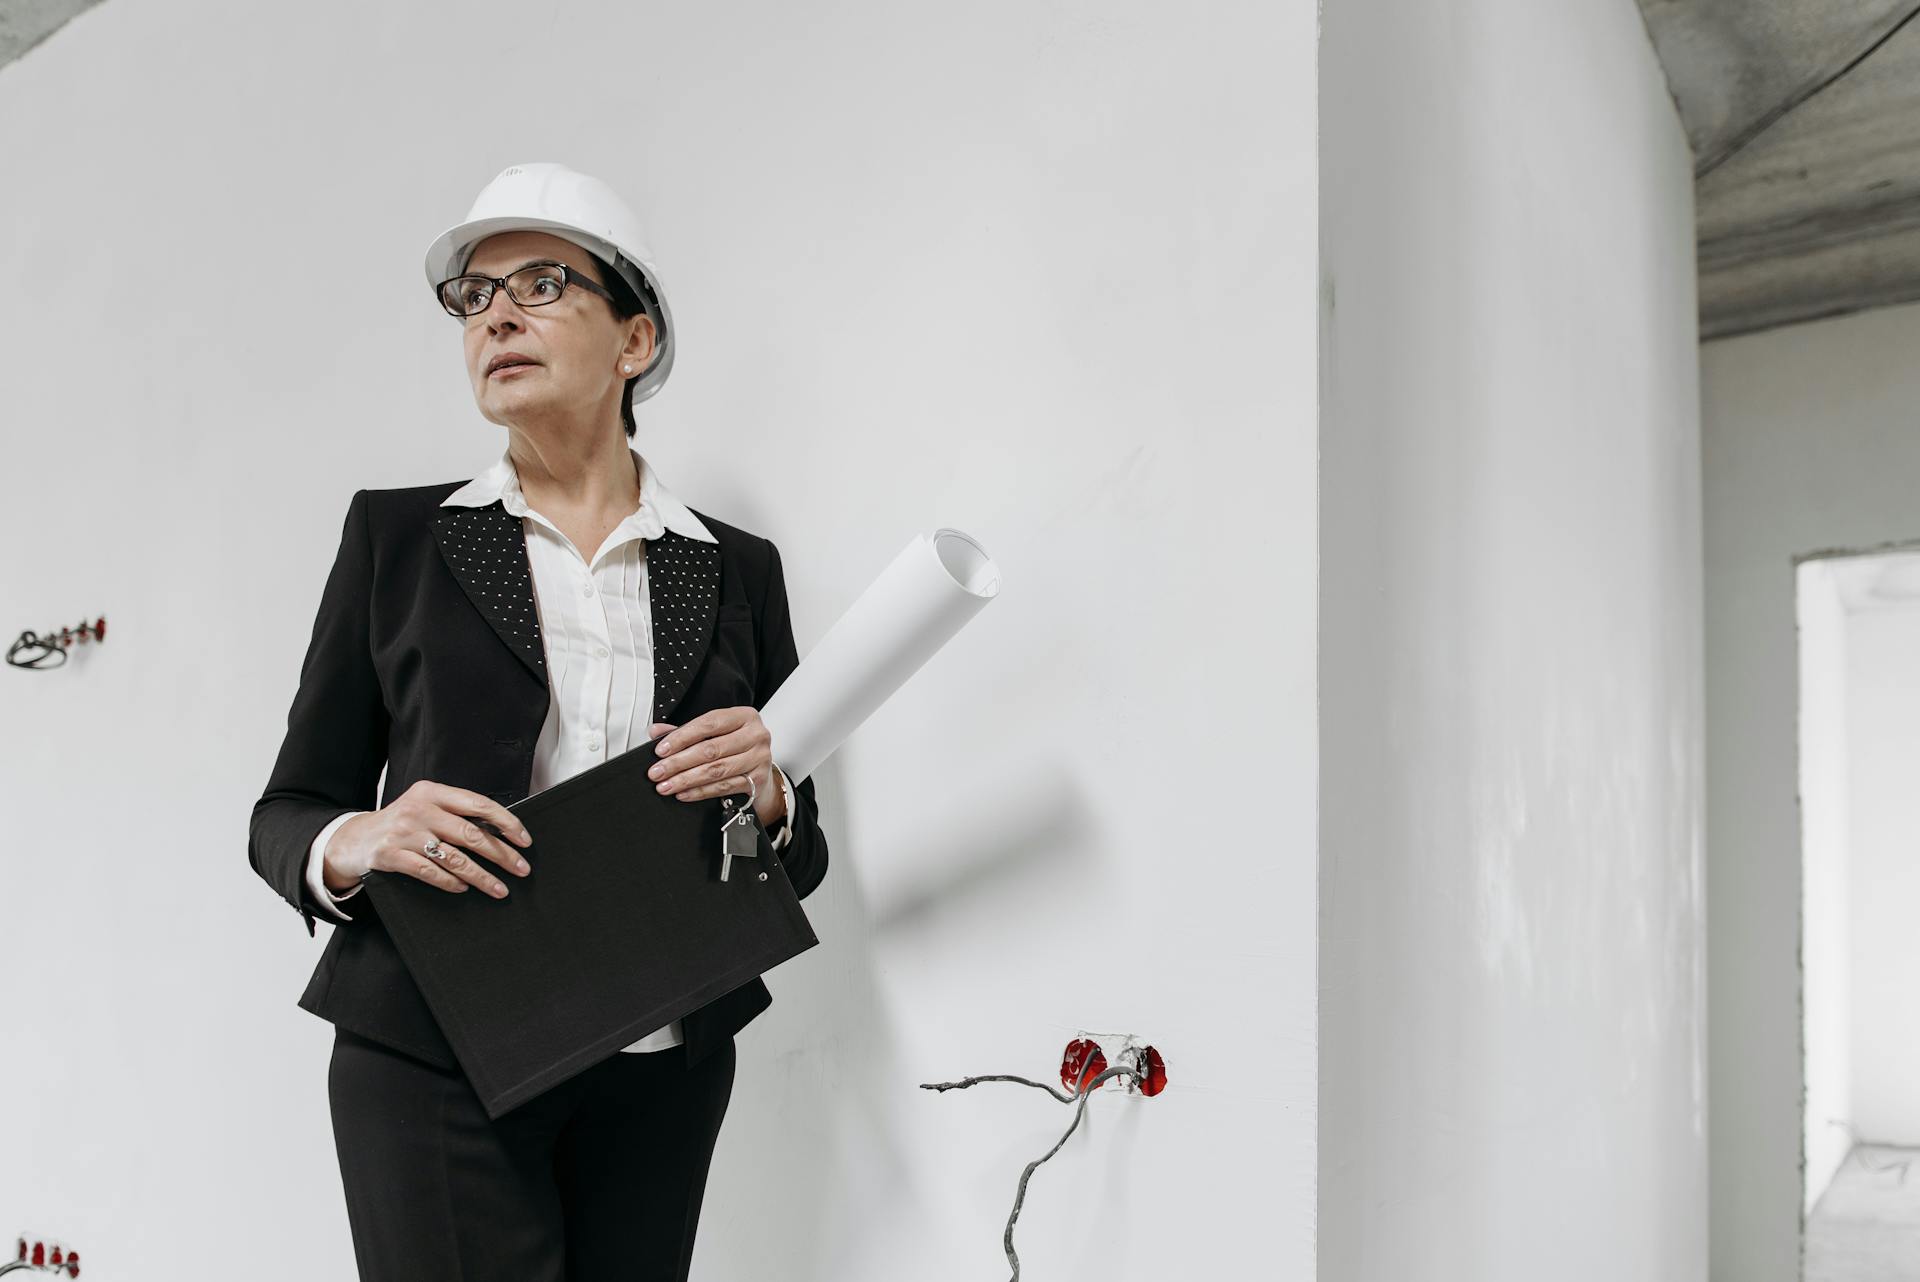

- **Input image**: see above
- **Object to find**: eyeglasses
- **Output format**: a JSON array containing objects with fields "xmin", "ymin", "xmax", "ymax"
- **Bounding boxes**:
[{"xmin": 434, "ymin": 260, "xmax": 617, "ymax": 319}]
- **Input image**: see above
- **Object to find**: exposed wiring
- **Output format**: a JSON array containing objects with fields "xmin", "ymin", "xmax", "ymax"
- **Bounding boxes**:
[
  {"xmin": 920, "ymin": 1072, "xmax": 1087, "ymax": 1105},
  {"xmin": 6, "ymin": 617, "xmax": 106, "ymax": 671},
  {"xmin": 6, "ymin": 1236, "xmax": 79, "ymax": 1276},
  {"xmin": 921, "ymin": 1057, "xmax": 1146, "ymax": 1280}
]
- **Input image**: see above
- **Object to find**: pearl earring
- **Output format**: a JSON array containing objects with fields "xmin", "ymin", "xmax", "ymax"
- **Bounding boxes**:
[{"xmin": 623, "ymin": 364, "xmax": 633, "ymax": 374}]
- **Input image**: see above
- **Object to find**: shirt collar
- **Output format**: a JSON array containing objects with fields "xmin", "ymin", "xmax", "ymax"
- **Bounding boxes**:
[{"xmin": 440, "ymin": 444, "xmax": 716, "ymax": 544}]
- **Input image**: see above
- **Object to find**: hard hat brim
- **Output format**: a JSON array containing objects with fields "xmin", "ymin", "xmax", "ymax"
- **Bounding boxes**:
[{"xmin": 425, "ymin": 215, "xmax": 616, "ymax": 284}]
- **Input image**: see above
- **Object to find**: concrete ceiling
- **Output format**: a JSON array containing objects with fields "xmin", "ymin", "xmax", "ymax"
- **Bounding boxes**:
[
  {"xmin": 0, "ymin": 0, "xmax": 104, "ymax": 69},
  {"xmin": 1636, "ymin": 1, "xmax": 1920, "ymax": 339}
]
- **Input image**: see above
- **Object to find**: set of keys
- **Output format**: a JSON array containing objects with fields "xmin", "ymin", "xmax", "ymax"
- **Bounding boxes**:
[{"xmin": 717, "ymin": 773, "xmax": 764, "ymax": 882}]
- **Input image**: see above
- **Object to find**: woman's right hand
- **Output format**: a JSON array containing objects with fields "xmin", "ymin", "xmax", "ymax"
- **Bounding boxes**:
[{"xmin": 320, "ymin": 780, "xmax": 534, "ymax": 898}]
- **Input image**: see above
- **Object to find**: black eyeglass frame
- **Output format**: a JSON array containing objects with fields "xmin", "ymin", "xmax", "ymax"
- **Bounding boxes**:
[{"xmin": 434, "ymin": 259, "xmax": 619, "ymax": 319}]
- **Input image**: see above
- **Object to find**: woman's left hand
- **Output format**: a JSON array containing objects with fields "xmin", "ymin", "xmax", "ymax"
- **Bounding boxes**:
[{"xmin": 648, "ymin": 709, "xmax": 785, "ymax": 826}]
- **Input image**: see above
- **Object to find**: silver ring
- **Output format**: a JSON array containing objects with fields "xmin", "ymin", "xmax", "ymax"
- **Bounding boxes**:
[{"xmin": 424, "ymin": 837, "xmax": 446, "ymax": 862}]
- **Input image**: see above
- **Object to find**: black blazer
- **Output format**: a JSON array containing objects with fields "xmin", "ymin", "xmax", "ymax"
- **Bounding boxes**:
[{"xmin": 247, "ymin": 481, "xmax": 830, "ymax": 1073}]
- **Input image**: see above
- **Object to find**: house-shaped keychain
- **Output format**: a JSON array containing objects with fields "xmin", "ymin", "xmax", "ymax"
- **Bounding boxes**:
[{"xmin": 718, "ymin": 796, "xmax": 761, "ymax": 882}]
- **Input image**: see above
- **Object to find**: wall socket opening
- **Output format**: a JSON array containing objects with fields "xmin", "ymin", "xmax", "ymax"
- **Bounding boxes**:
[{"xmin": 1064, "ymin": 1031, "xmax": 1168, "ymax": 1096}]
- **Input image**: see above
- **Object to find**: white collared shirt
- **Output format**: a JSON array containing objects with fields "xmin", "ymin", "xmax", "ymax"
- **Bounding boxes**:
[{"xmin": 303, "ymin": 444, "xmax": 797, "ymax": 1053}]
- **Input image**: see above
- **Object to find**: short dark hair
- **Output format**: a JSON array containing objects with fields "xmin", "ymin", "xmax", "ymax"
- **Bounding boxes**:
[{"xmin": 583, "ymin": 249, "xmax": 656, "ymax": 439}]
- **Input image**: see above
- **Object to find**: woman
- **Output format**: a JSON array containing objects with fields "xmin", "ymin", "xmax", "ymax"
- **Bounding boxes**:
[{"xmin": 246, "ymin": 162, "xmax": 829, "ymax": 1281}]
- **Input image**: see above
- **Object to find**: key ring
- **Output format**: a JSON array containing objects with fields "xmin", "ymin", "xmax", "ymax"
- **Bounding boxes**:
[{"xmin": 721, "ymin": 774, "xmax": 759, "ymax": 811}]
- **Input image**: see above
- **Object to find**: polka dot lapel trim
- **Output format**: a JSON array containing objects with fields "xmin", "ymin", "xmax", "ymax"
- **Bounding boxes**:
[
  {"xmin": 430, "ymin": 503, "xmax": 547, "ymax": 689},
  {"xmin": 645, "ymin": 526, "xmax": 724, "ymax": 725}
]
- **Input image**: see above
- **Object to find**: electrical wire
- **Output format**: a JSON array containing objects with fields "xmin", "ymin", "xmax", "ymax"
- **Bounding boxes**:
[{"xmin": 921, "ymin": 1059, "xmax": 1145, "ymax": 1280}]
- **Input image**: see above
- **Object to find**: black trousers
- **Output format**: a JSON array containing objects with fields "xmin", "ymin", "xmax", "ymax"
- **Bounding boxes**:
[{"xmin": 326, "ymin": 1025, "xmax": 737, "ymax": 1282}]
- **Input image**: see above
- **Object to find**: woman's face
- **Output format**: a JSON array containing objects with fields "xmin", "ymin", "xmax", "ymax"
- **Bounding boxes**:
[{"xmin": 457, "ymin": 229, "xmax": 654, "ymax": 430}]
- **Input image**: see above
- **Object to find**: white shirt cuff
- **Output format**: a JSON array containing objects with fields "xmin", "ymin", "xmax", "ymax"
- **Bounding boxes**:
[
  {"xmin": 306, "ymin": 810, "xmax": 367, "ymax": 923},
  {"xmin": 769, "ymin": 763, "xmax": 796, "ymax": 851}
]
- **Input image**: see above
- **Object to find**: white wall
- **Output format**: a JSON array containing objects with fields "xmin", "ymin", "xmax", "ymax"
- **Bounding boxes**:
[
  {"xmin": 1795, "ymin": 558, "xmax": 1852, "ymax": 1212},
  {"xmin": 1844, "ymin": 599, "xmax": 1920, "ymax": 1143},
  {"xmin": 1318, "ymin": 0, "xmax": 1708, "ymax": 1274},
  {"xmin": 0, "ymin": 3, "xmax": 1319, "ymax": 1278},
  {"xmin": 1702, "ymin": 298, "xmax": 1920, "ymax": 1281}
]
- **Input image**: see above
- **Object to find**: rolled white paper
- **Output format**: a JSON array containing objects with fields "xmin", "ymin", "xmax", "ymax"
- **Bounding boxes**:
[{"xmin": 761, "ymin": 528, "xmax": 1000, "ymax": 784}]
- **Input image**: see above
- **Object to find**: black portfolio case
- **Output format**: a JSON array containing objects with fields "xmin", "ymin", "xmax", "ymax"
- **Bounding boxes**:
[{"xmin": 363, "ymin": 740, "xmax": 819, "ymax": 1118}]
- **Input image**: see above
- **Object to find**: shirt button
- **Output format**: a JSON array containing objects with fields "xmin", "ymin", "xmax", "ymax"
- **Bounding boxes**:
[
  {"xmin": 582, "ymin": 584, "xmax": 595, "ymax": 597},
  {"xmin": 595, "ymin": 645, "xmax": 609, "ymax": 658},
  {"xmin": 588, "ymin": 737, "xmax": 603, "ymax": 752}
]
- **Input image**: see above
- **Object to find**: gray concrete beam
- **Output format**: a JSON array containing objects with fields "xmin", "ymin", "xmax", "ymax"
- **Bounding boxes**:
[
  {"xmin": 1634, "ymin": 0, "xmax": 1918, "ymax": 176},
  {"xmin": 1700, "ymin": 216, "xmax": 1920, "ymax": 339},
  {"xmin": 0, "ymin": 0, "xmax": 107, "ymax": 73},
  {"xmin": 1693, "ymin": 9, "xmax": 1920, "ymax": 337}
]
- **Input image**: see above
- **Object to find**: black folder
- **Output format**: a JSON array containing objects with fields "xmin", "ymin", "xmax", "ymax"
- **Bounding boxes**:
[{"xmin": 363, "ymin": 739, "xmax": 819, "ymax": 1118}]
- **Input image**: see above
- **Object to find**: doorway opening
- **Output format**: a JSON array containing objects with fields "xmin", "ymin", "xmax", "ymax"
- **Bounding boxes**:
[{"xmin": 1796, "ymin": 545, "xmax": 1920, "ymax": 1276}]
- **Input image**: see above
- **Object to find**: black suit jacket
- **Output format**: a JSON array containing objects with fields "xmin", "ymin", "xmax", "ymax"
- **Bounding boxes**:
[{"xmin": 247, "ymin": 481, "xmax": 829, "ymax": 1073}]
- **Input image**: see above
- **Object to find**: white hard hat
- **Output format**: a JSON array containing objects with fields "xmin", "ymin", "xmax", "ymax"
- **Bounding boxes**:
[{"xmin": 424, "ymin": 162, "xmax": 676, "ymax": 406}]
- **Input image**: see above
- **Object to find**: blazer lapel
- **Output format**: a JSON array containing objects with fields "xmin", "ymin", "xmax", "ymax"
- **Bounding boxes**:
[
  {"xmin": 643, "ymin": 526, "xmax": 723, "ymax": 724},
  {"xmin": 431, "ymin": 502, "xmax": 723, "ymax": 724},
  {"xmin": 432, "ymin": 504, "xmax": 548, "ymax": 689}
]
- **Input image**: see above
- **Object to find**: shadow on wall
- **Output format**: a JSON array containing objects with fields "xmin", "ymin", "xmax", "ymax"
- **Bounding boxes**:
[
  {"xmin": 717, "ymin": 755, "xmax": 1105, "ymax": 1277},
  {"xmin": 870, "ymin": 762, "xmax": 1098, "ymax": 935}
]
